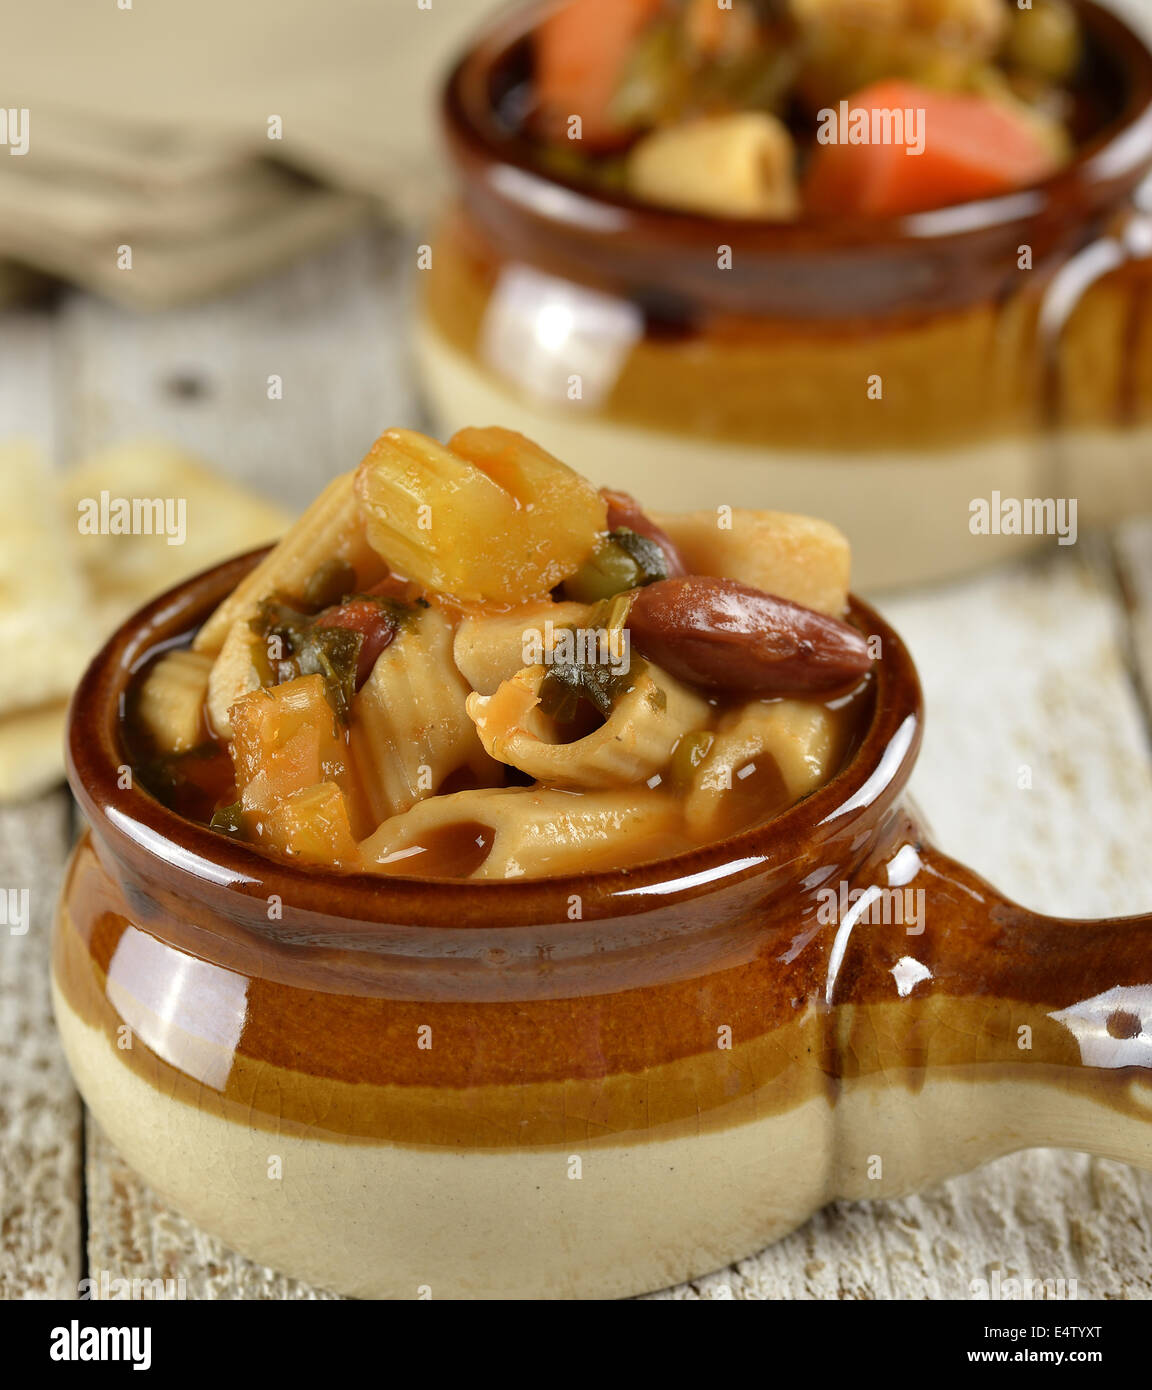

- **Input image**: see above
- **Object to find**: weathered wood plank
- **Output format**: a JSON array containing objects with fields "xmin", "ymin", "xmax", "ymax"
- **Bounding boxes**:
[
  {"xmin": 885, "ymin": 541, "xmax": 1152, "ymax": 920},
  {"xmin": 0, "ymin": 794, "xmax": 82, "ymax": 1299},
  {"xmin": 1113, "ymin": 515, "xmax": 1152, "ymax": 727},
  {"xmin": 0, "ymin": 309, "xmax": 61, "ymax": 459},
  {"xmin": 56, "ymin": 227, "xmax": 423, "ymax": 512}
]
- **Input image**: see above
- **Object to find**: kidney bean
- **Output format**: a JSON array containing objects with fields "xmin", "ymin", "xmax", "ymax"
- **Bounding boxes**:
[
  {"xmin": 600, "ymin": 488, "xmax": 687, "ymax": 578},
  {"xmin": 316, "ymin": 598, "xmax": 399, "ymax": 688},
  {"xmin": 628, "ymin": 576, "xmax": 872, "ymax": 695}
]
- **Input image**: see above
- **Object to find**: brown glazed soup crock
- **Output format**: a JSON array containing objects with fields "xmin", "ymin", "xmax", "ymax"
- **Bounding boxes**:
[
  {"xmin": 419, "ymin": 0, "xmax": 1152, "ymax": 590},
  {"xmin": 53, "ymin": 551, "xmax": 1152, "ymax": 1299}
]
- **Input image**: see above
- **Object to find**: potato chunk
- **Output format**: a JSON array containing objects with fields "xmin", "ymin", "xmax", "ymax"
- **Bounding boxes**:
[
  {"xmin": 354, "ymin": 428, "xmax": 606, "ymax": 604},
  {"xmin": 261, "ymin": 782, "xmax": 361, "ymax": 867},
  {"xmin": 228, "ymin": 674, "xmax": 366, "ymax": 837}
]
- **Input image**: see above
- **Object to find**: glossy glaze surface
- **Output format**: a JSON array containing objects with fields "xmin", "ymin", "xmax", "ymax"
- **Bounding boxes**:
[
  {"xmin": 443, "ymin": 0, "xmax": 1152, "ymax": 316},
  {"xmin": 422, "ymin": 0, "xmax": 1152, "ymax": 498},
  {"xmin": 55, "ymin": 552, "xmax": 1152, "ymax": 1155}
]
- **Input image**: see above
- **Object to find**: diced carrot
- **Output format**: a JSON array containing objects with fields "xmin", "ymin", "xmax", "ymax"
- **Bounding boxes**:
[
  {"xmin": 804, "ymin": 80, "xmax": 1062, "ymax": 218},
  {"xmin": 534, "ymin": 0, "xmax": 665, "ymax": 150}
]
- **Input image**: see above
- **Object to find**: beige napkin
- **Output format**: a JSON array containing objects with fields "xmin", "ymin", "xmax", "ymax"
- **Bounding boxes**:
[{"xmin": 0, "ymin": 0, "xmax": 503, "ymax": 306}]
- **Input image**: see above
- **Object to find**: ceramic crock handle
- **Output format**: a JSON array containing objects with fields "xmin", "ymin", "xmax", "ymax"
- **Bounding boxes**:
[
  {"xmin": 1039, "ymin": 178, "xmax": 1152, "ymax": 429},
  {"xmin": 842, "ymin": 829, "xmax": 1152, "ymax": 1173}
]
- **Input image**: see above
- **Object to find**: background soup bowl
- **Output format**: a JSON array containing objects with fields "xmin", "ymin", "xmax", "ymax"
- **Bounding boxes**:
[
  {"xmin": 51, "ymin": 550, "xmax": 1152, "ymax": 1298},
  {"xmin": 418, "ymin": 0, "xmax": 1152, "ymax": 592}
]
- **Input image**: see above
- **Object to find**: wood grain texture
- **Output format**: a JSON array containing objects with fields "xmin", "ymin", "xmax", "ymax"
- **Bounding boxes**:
[
  {"xmin": 884, "ymin": 540, "xmax": 1152, "ymax": 922},
  {"xmin": 0, "ymin": 794, "xmax": 81, "ymax": 1299},
  {"xmin": 4, "ymin": 224, "xmax": 1152, "ymax": 1299},
  {"xmin": 1114, "ymin": 516, "xmax": 1152, "ymax": 725}
]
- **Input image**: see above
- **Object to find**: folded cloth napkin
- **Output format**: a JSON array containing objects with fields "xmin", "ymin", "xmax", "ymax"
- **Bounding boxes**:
[{"xmin": 0, "ymin": 0, "xmax": 502, "ymax": 306}]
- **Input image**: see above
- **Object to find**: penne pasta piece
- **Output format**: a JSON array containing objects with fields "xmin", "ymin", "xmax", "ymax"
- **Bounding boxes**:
[
  {"xmin": 195, "ymin": 472, "xmax": 383, "ymax": 654},
  {"xmin": 683, "ymin": 699, "xmax": 842, "ymax": 838},
  {"xmin": 354, "ymin": 428, "xmax": 606, "ymax": 603},
  {"xmin": 351, "ymin": 605, "xmax": 500, "ymax": 823},
  {"xmin": 453, "ymin": 599, "xmax": 590, "ymax": 696},
  {"xmin": 467, "ymin": 659, "xmax": 710, "ymax": 790},
  {"xmin": 205, "ymin": 619, "xmax": 263, "ymax": 740},
  {"xmin": 136, "ymin": 649, "xmax": 213, "ymax": 754},
  {"xmin": 360, "ymin": 785, "xmax": 687, "ymax": 879},
  {"xmin": 650, "ymin": 508, "xmax": 851, "ymax": 616},
  {"xmin": 626, "ymin": 113, "xmax": 799, "ymax": 220}
]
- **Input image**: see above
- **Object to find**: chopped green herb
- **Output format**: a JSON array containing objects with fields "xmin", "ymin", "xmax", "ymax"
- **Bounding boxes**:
[
  {"xmin": 250, "ymin": 598, "xmax": 363, "ymax": 722},
  {"xmin": 296, "ymin": 625, "xmax": 362, "ymax": 721},
  {"xmin": 537, "ymin": 661, "xmax": 585, "ymax": 723},
  {"xmin": 209, "ymin": 801, "xmax": 245, "ymax": 836},
  {"xmin": 538, "ymin": 656, "xmax": 647, "ymax": 724},
  {"xmin": 610, "ymin": 528, "xmax": 667, "ymax": 584},
  {"xmin": 563, "ymin": 528, "xmax": 667, "ymax": 603},
  {"xmin": 301, "ymin": 558, "xmax": 357, "ymax": 611}
]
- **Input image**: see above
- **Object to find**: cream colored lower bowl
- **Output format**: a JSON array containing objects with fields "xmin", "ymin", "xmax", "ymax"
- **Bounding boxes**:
[{"xmin": 56, "ymin": 977, "xmax": 1148, "ymax": 1300}]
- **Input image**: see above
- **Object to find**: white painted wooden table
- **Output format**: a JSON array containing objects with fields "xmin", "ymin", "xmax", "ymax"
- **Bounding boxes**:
[{"xmin": 3, "ymin": 228, "xmax": 1152, "ymax": 1301}]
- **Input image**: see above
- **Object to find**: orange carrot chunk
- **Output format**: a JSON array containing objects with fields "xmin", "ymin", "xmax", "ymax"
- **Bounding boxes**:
[
  {"xmin": 805, "ymin": 80, "xmax": 1062, "ymax": 218},
  {"xmin": 534, "ymin": 0, "xmax": 665, "ymax": 150}
]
